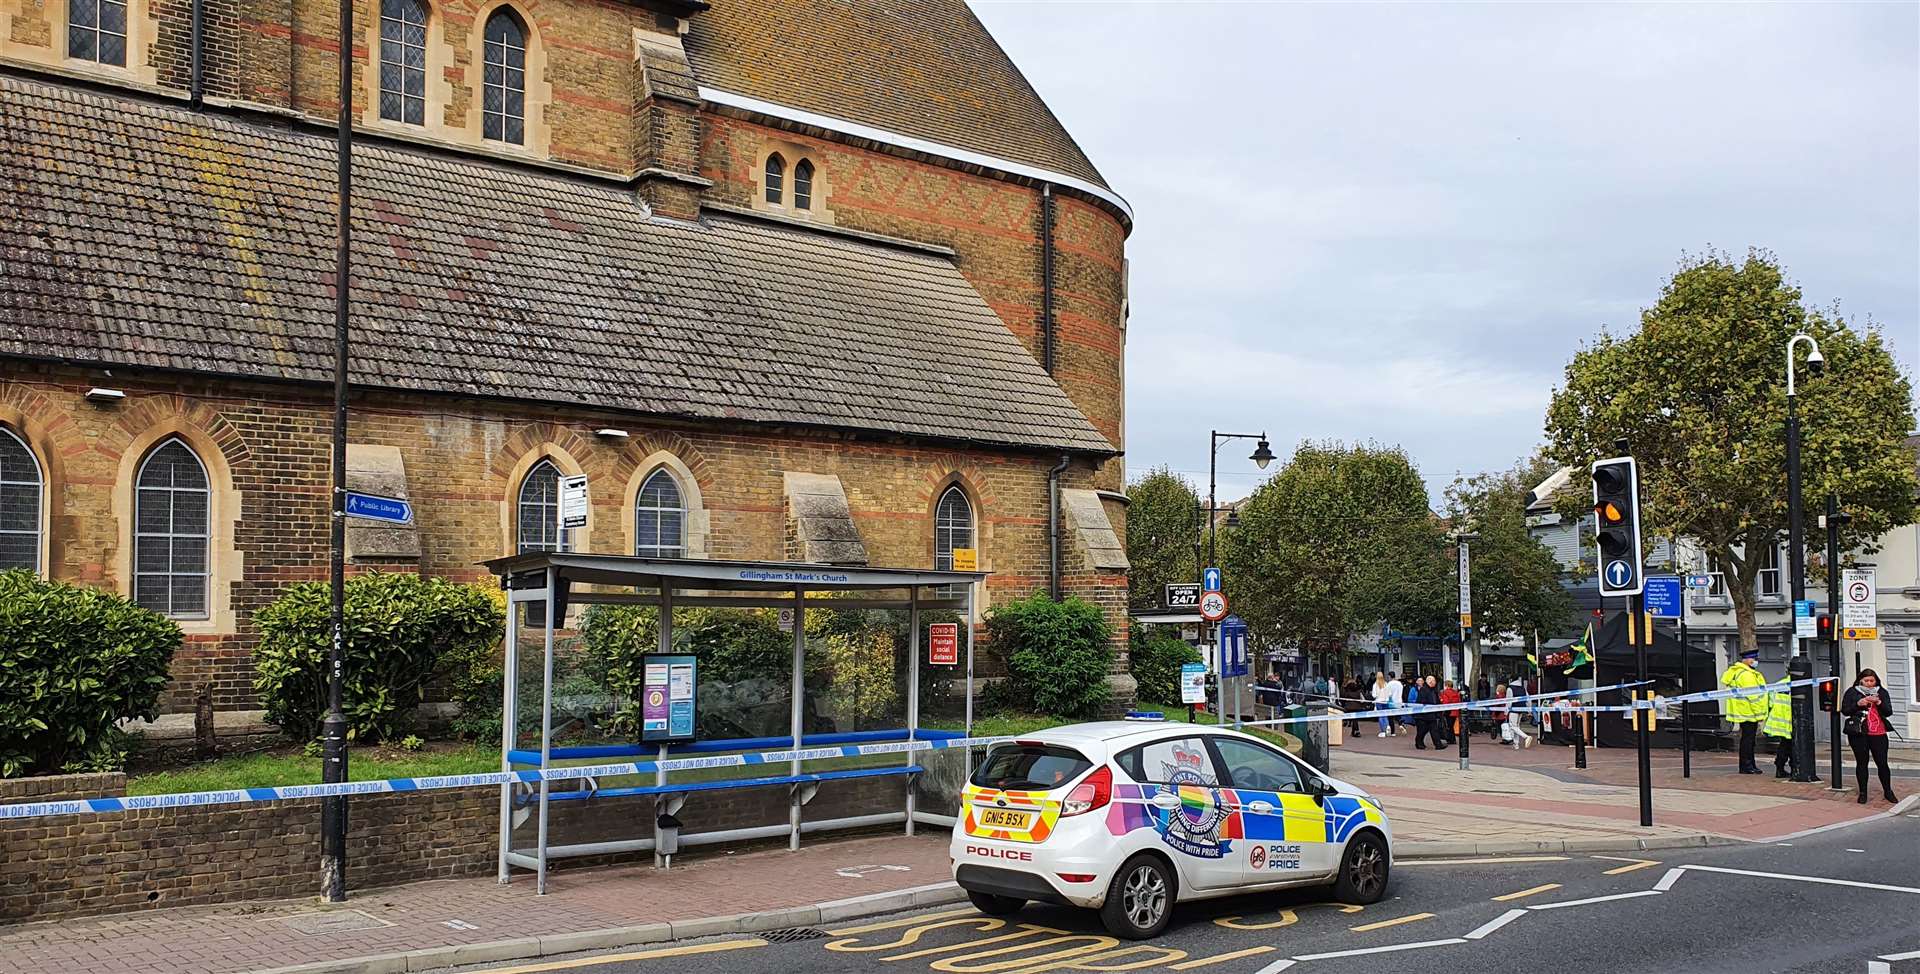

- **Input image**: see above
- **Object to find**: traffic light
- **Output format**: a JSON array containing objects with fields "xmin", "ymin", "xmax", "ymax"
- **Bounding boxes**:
[
  {"xmin": 1591, "ymin": 456, "xmax": 1644, "ymax": 596},
  {"xmin": 1819, "ymin": 676, "xmax": 1837, "ymax": 712},
  {"xmin": 1816, "ymin": 614, "xmax": 1835, "ymax": 642}
]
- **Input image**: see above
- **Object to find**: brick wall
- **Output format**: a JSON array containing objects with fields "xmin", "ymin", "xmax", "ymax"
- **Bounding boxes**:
[
  {"xmin": 1, "ymin": 362, "xmax": 1129, "ymax": 713},
  {"xmin": 0, "ymin": 773, "xmax": 903, "ymax": 924}
]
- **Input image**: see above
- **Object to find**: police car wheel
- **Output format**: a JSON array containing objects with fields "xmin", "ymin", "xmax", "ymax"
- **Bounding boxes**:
[
  {"xmin": 967, "ymin": 891, "xmax": 1024, "ymax": 916},
  {"xmin": 1332, "ymin": 831, "xmax": 1389, "ymax": 905},
  {"xmin": 1101, "ymin": 854, "xmax": 1173, "ymax": 940}
]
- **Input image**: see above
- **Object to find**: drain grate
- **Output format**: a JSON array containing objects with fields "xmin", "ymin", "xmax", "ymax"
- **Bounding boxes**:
[{"xmin": 760, "ymin": 927, "xmax": 830, "ymax": 944}]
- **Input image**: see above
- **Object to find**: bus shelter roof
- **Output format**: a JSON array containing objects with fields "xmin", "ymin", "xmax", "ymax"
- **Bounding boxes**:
[{"xmin": 482, "ymin": 552, "xmax": 989, "ymax": 594}]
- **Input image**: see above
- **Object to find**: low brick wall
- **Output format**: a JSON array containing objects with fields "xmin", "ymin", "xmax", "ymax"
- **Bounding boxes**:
[{"xmin": 0, "ymin": 772, "xmax": 906, "ymax": 924}]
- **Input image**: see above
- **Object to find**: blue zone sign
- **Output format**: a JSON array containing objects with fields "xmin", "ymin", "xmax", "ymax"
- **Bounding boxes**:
[
  {"xmin": 343, "ymin": 491, "xmax": 413, "ymax": 525},
  {"xmin": 1643, "ymin": 575, "xmax": 1682, "ymax": 618}
]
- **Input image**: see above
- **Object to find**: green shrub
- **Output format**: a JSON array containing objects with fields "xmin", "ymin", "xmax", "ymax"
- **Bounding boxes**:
[
  {"xmin": 253, "ymin": 572, "xmax": 503, "ymax": 744},
  {"xmin": 1130, "ymin": 632, "xmax": 1202, "ymax": 706},
  {"xmin": 0, "ymin": 570, "xmax": 180, "ymax": 777},
  {"xmin": 985, "ymin": 594, "xmax": 1114, "ymax": 719}
]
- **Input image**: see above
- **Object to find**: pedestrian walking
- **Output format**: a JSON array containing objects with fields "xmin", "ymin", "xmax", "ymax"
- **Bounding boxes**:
[
  {"xmin": 1841, "ymin": 669, "xmax": 1898, "ymax": 805},
  {"xmin": 1371, "ymin": 672, "xmax": 1398, "ymax": 737},
  {"xmin": 1343, "ymin": 677, "xmax": 1364, "ymax": 736},
  {"xmin": 1763, "ymin": 682, "xmax": 1795, "ymax": 779},
  {"xmin": 1720, "ymin": 648, "xmax": 1768, "ymax": 775},
  {"xmin": 1414, "ymin": 675, "xmax": 1444, "ymax": 750},
  {"xmin": 1402, "ymin": 675, "xmax": 1420, "ymax": 732},
  {"xmin": 1499, "ymin": 685, "xmax": 1533, "ymax": 749}
]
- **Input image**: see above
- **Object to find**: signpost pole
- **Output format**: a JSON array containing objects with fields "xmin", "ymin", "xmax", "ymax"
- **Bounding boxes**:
[
  {"xmin": 1680, "ymin": 610, "xmax": 1692, "ymax": 780},
  {"xmin": 1632, "ymin": 593, "xmax": 1652, "ymax": 827},
  {"xmin": 1824, "ymin": 496, "xmax": 1843, "ymax": 791}
]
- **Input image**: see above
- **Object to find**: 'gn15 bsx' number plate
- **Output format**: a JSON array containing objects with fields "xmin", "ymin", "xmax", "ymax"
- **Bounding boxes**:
[{"xmin": 977, "ymin": 808, "xmax": 1034, "ymax": 830}]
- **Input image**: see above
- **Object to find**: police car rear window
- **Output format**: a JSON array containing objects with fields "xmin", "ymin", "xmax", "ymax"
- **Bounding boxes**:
[{"xmin": 970, "ymin": 744, "xmax": 1093, "ymax": 791}]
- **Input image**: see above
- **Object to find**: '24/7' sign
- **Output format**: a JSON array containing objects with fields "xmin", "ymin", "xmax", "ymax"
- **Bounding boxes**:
[{"xmin": 1165, "ymin": 584, "xmax": 1201, "ymax": 609}]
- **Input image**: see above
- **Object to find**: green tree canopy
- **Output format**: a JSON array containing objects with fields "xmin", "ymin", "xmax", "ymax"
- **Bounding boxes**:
[
  {"xmin": 1124, "ymin": 466, "xmax": 1202, "ymax": 613},
  {"xmin": 1224, "ymin": 442, "xmax": 1446, "ymax": 666},
  {"xmin": 1444, "ymin": 452, "xmax": 1581, "ymax": 646},
  {"xmin": 1545, "ymin": 251, "xmax": 1916, "ymax": 652}
]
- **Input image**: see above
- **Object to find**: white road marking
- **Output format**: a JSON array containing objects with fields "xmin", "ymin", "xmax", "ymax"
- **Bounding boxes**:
[
  {"xmin": 1846, "ymin": 848, "xmax": 1866, "ymax": 853},
  {"xmin": 1879, "ymin": 948, "xmax": 1920, "ymax": 961},
  {"xmin": 1463, "ymin": 909, "xmax": 1527, "ymax": 941},
  {"xmin": 1397, "ymin": 855, "xmax": 1568, "ymax": 866},
  {"xmin": 1528, "ymin": 890, "xmax": 1664, "ymax": 911},
  {"xmin": 1653, "ymin": 868, "xmax": 1686, "ymax": 892},
  {"xmin": 1292, "ymin": 939, "xmax": 1468, "ymax": 961},
  {"xmin": 1867, "ymin": 962, "xmax": 1889, "ymax": 974},
  {"xmin": 1251, "ymin": 960, "xmax": 1296, "ymax": 974},
  {"xmin": 1677, "ymin": 864, "xmax": 1920, "ymax": 895},
  {"xmin": 1774, "ymin": 842, "xmax": 1792, "ymax": 846}
]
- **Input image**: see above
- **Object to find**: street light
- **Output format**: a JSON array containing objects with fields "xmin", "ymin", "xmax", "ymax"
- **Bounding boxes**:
[
  {"xmin": 1208, "ymin": 430, "xmax": 1273, "ymax": 726},
  {"xmin": 1784, "ymin": 332, "xmax": 1823, "ymax": 782},
  {"xmin": 1823, "ymin": 498, "xmax": 1850, "ymax": 791}
]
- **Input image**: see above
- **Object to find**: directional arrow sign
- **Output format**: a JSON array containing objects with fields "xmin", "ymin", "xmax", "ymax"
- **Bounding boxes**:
[
  {"xmin": 343, "ymin": 491, "xmax": 413, "ymax": 525},
  {"xmin": 1604, "ymin": 559, "xmax": 1636, "ymax": 591}
]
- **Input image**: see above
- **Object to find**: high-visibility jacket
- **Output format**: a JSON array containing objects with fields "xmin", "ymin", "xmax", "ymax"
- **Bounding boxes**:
[
  {"xmin": 1720, "ymin": 661, "xmax": 1768, "ymax": 723},
  {"xmin": 1762, "ymin": 691, "xmax": 1793, "ymax": 739}
]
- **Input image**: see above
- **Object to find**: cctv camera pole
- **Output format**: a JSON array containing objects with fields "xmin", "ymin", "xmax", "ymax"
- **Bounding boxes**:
[
  {"xmin": 1784, "ymin": 337, "xmax": 1819, "ymax": 783},
  {"xmin": 320, "ymin": 0, "xmax": 355, "ymax": 903}
]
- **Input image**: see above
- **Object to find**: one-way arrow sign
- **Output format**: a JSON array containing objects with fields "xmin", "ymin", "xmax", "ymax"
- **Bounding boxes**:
[{"xmin": 343, "ymin": 491, "xmax": 413, "ymax": 525}]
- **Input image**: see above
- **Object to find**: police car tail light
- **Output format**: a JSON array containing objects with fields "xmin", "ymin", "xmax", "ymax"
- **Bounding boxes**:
[{"xmin": 1060, "ymin": 765, "xmax": 1112, "ymax": 817}]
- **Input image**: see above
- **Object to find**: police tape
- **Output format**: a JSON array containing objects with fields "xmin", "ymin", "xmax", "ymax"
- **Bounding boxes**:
[
  {"xmin": 0, "ymin": 735, "xmax": 1009, "ymax": 821},
  {"xmin": 1238, "ymin": 676, "xmax": 1838, "ymax": 728}
]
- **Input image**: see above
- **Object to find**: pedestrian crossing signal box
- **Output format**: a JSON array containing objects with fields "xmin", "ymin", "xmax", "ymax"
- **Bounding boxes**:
[
  {"xmin": 1591, "ymin": 456, "xmax": 1645, "ymax": 597},
  {"xmin": 1629, "ymin": 690, "xmax": 1660, "ymax": 731}
]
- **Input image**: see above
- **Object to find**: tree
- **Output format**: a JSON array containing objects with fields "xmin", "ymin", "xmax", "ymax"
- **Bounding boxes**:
[
  {"xmin": 1124, "ymin": 466, "xmax": 1202, "ymax": 613},
  {"xmin": 1443, "ymin": 453, "xmax": 1580, "ymax": 647},
  {"xmin": 1224, "ymin": 442, "xmax": 1448, "ymax": 670},
  {"xmin": 1545, "ymin": 251, "xmax": 1916, "ymax": 653}
]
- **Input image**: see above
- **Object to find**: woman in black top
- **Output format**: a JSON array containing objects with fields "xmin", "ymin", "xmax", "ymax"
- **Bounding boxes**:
[{"xmin": 1840, "ymin": 669, "xmax": 1897, "ymax": 805}]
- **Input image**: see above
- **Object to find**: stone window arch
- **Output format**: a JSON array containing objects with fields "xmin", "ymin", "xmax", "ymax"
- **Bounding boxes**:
[
  {"xmin": 379, "ymin": 0, "xmax": 431, "ymax": 125},
  {"xmin": 0, "ymin": 425, "xmax": 43, "ymax": 573},
  {"xmin": 481, "ymin": 7, "xmax": 528, "ymax": 144},
  {"xmin": 133, "ymin": 437, "xmax": 210, "ymax": 618},
  {"xmin": 516, "ymin": 458, "xmax": 573, "ymax": 554},
  {"xmin": 764, "ymin": 152, "xmax": 785, "ymax": 205},
  {"xmin": 793, "ymin": 158, "xmax": 814, "ymax": 210},
  {"xmin": 934, "ymin": 483, "xmax": 974, "ymax": 597},
  {"xmin": 634, "ymin": 468, "xmax": 685, "ymax": 558}
]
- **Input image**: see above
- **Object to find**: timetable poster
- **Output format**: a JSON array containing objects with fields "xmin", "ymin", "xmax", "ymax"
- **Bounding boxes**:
[{"xmin": 640, "ymin": 654, "xmax": 698, "ymax": 743}]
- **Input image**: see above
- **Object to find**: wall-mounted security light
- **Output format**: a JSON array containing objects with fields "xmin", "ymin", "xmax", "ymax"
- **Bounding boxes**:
[
  {"xmin": 594, "ymin": 428, "xmax": 629, "ymax": 440},
  {"xmin": 85, "ymin": 388, "xmax": 126, "ymax": 403}
]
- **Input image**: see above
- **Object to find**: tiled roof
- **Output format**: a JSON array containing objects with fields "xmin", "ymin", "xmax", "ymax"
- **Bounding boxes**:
[
  {"xmin": 683, "ymin": 0, "xmax": 1109, "ymax": 191},
  {"xmin": 0, "ymin": 75, "xmax": 1114, "ymax": 455}
]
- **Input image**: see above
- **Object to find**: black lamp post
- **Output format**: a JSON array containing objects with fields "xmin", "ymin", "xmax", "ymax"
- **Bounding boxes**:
[
  {"xmin": 1208, "ymin": 431, "xmax": 1274, "ymax": 725},
  {"xmin": 1784, "ymin": 333, "xmax": 1824, "ymax": 783},
  {"xmin": 1453, "ymin": 530, "xmax": 1477, "ymax": 771},
  {"xmin": 1824, "ymin": 497, "xmax": 1849, "ymax": 790}
]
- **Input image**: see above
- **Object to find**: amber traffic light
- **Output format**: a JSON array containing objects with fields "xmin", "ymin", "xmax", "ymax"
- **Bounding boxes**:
[{"xmin": 1590, "ymin": 456, "xmax": 1644, "ymax": 596}]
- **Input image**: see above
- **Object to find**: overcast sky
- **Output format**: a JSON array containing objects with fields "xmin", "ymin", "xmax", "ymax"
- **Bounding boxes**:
[{"xmin": 972, "ymin": 1, "xmax": 1920, "ymax": 506}]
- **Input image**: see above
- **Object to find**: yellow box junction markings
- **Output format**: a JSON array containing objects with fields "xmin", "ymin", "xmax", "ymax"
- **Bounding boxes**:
[
  {"xmin": 826, "ymin": 907, "xmax": 978, "ymax": 937},
  {"xmin": 824, "ymin": 915, "xmax": 1009, "ymax": 953},
  {"xmin": 1491, "ymin": 883, "xmax": 1562, "ymax": 902},
  {"xmin": 1348, "ymin": 912, "xmax": 1434, "ymax": 933},
  {"xmin": 1214, "ymin": 902, "xmax": 1362, "ymax": 931}
]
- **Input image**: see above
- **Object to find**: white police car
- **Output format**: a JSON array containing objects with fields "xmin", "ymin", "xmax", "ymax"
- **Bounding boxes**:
[{"xmin": 951, "ymin": 720, "xmax": 1392, "ymax": 939}]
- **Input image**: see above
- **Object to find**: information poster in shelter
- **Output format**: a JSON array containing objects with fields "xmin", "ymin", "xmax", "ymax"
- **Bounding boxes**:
[
  {"xmin": 928, "ymin": 623, "xmax": 959, "ymax": 665},
  {"xmin": 641, "ymin": 654, "xmax": 698, "ymax": 743}
]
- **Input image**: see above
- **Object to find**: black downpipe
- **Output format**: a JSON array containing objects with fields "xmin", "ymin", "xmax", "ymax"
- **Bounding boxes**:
[
  {"xmin": 1040, "ymin": 183, "xmax": 1056, "ymax": 375},
  {"xmin": 1048, "ymin": 454, "xmax": 1069, "ymax": 599},
  {"xmin": 189, "ymin": 0, "xmax": 205, "ymax": 107}
]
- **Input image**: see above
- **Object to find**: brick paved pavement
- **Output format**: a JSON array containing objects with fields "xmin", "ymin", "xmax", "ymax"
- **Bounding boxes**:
[
  {"xmin": 0, "ymin": 833, "xmax": 953, "ymax": 974},
  {"xmin": 1335, "ymin": 731, "xmax": 1899, "ymax": 844}
]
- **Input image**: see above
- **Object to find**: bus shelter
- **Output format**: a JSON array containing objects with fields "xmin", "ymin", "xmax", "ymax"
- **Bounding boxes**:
[{"xmin": 483, "ymin": 553, "xmax": 986, "ymax": 893}]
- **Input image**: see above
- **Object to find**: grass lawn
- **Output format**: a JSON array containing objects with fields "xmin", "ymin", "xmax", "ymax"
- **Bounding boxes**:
[{"xmin": 126, "ymin": 744, "xmax": 497, "ymax": 796}]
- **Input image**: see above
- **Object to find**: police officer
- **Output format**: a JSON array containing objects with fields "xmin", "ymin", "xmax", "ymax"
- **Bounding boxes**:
[
  {"xmin": 1763, "ymin": 682, "xmax": 1794, "ymax": 778},
  {"xmin": 1720, "ymin": 647, "xmax": 1769, "ymax": 775}
]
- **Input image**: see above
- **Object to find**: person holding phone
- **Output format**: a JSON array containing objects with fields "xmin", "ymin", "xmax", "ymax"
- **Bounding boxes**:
[{"xmin": 1841, "ymin": 668, "xmax": 1897, "ymax": 805}]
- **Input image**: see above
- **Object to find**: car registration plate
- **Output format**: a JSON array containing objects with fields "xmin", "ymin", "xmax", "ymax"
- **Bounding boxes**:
[{"xmin": 977, "ymin": 808, "xmax": 1034, "ymax": 829}]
